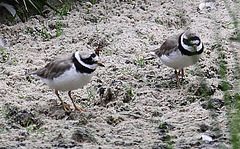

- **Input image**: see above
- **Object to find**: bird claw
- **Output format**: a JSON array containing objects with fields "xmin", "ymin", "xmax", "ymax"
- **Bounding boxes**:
[
  {"xmin": 74, "ymin": 106, "xmax": 86, "ymax": 112},
  {"xmin": 62, "ymin": 103, "xmax": 71, "ymax": 111}
]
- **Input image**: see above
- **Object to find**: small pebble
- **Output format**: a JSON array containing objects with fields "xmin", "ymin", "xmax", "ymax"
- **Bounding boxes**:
[{"xmin": 202, "ymin": 134, "xmax": 213, "ymax": 142}]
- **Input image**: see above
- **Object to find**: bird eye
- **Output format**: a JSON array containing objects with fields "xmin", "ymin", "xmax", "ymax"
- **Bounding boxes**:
[{"xmin": 91, "ymin": 53, "xmax": 96, "ymax": 58}]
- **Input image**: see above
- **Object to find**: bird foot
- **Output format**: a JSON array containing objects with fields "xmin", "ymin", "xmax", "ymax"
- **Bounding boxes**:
[
  {"xmin": 73, "ymin": 106, "xmax": 86, "ymax": 112},
  {"xmin": 62, "ymin": 103, "xmax": 71, "ymax": 111}
]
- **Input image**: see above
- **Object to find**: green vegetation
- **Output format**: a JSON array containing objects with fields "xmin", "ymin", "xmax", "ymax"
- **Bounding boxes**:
[
  {"xmin": 87, "ymin": 87, "xmax": 95, "ymax": 100},
  {"xmin": 91, "ymin": 0, "xmax": 96, "ymax": 5},
  {"xmin": 126, "ymin": 87, "xmax": 134, "ymax": 98},
  {"xmin": 95, "ymin": 25, "xmax": 99, "ymax": 33},
  {"xmin": 26, "ymin": 120, "xmax": 46, "ymax": 139},
  {"xmin": 20, "ymin": 1, "xmax": 71, "ymax": 41},
  {"xmin": 134, "ymin": 56, "xmax": 145, "ymax": 67},
  {"xmin": 59, "ymin": 2, "xmax": 71, "ymax": 19},
  {"xmin": 18, "ymin": 92, "xmax": 24, "ymax": 99},
  {"xmin": 1, "ymin": 106, "xmax": 15, "ymax": 125},
  {"xmin": 2, "ymin": 0, "xmax": 71, "ymax": 24},
  {"xmin": 55, "ymin": 21, "xmax": 63, "ymax": 37},
  {"xmin": 148, "ymin": 34, "xmax": 154, "ymax": 41},
  {"xmin": 104, "ymin": 48, "xmax": 112, "ymax": 55},
  {"xmin": 0, "ymin": 48, "xmax": 10, "ymax": 63},
  {"xmin": 13, "ymin": 0, "xmax": 61, "ymax": 22},
  {"xmin": 155, "ymin": 18, "xmax": 163, "ymax": 25},
  {"xmin": 223, "ymin": 0, "xmax": 240, "ymax": 42},
  {"xmin": 106, "ymin": 116, "xmax": 124, "ymax": 126},
  {"xmin": 39, "ymin": 21, "xmax": 53, "ymax": 40},
  {"xmin": 25, "ymin": 20, "xmax": 64, "ymax": 41},
  {"xmin": 217, "ymin": 1, "xmax": 240, "ymax": 148}
]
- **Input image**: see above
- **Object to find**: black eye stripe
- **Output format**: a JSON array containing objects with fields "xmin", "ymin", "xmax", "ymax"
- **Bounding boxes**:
[
  {"xmin": 183, "ymin": 38, "xmax": 190, "ymax": 45},
  {"xmin": 183, "ymin": 36, "xmax": 200, "ymax": 46},
  {"xmin": 91, "ymin": 53, "xmax": 96, "ymax": 58},
  {"xmin": 82, "ymin": 58, "xmax": 94, "ymax": 64},
  {"xmin": 80, "ymin": 55, "xmax": 98, "ymax": 65}
]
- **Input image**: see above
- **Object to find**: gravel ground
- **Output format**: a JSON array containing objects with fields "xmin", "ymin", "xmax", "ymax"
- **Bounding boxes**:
[{"xmin": 0, "ymin": 0, "xmax": 239, "ymax": 148}]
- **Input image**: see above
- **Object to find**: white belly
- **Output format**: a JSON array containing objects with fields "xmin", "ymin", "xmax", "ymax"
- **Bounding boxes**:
[
  {"xmin": 160, "ymin": 50, "xmax": 201, "ymax": 70},
  {"xmin": 42, "ymin": 66, "xmax": 93, "ymax": 91}
]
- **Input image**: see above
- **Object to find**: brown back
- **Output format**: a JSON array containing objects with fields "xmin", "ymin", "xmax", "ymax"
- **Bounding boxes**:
[
  {"xmin": 154, "ymin": 34, "xmax": 181, "ymax": 57},
  {"xmin": 32, "ymin": 57, "xmax": 73, "ymax": 79}
]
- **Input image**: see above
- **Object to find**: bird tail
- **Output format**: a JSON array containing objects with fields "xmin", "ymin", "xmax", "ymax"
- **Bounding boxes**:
[
  {"xmin": 25, "ymin": 69, "xmax": 39, "ymax": 78},
  {"xmin": 146, "ymin": 48, "xmax": 159, "ymax": 56}
]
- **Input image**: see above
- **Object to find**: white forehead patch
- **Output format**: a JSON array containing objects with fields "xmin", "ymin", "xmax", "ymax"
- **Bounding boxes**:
[
  {"xmin": 190, "ymin": 40, "xmax": 200, "ymax": 45},
  {"xmin": 79, "ymin": 51, "xmax": 91, "ymax": 59},
  {"xmin": 78, "ymin": 51, "xmax": 99, "ymax": 62}
]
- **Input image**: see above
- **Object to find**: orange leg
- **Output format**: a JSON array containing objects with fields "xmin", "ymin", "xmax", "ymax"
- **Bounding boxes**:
[
  {"xmin": 68, "ymin": 91, "xmax": 86, "ymax": 112},
  {"xmin": 177, "ymin": 69, "xmax": 184, "ymax": 77},
  {"xmin": 55, "ymin": 90, "xmax": 71, "ymax": 111},
  {"xmin": 181, "ymin": 68, "xmax": 184, "ymax": 77},
  {"xmin": 175, "ymin": 70, "xmax": 181, "ymax": 88}
]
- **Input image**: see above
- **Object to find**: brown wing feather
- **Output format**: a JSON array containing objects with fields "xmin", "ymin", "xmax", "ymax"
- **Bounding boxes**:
[
  {"xmin": 153, "ymin": 34, "xmax": 181, "ymax": 57},
  {"xmin": 32, "ymin": 58, "xmax": 72, "ymax": 79}
]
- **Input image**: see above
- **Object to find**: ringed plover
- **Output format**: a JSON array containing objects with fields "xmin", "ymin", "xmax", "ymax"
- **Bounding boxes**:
[
  {"xmin": 152, "ymin": 31, "xmax": 204, "ymax": 87},
  {"xmin": 30, "ymin": 50, "xmax": 104, "ymax": 111}
]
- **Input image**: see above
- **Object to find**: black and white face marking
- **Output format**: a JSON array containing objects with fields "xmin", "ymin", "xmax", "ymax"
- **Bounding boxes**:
[
  {"xmin": 183, "ymin": 36, "xmax": 201, "ymax": 46},
  {"xmin": 75, "ymin": 51, "xmax": 99, "ymax": 70},
  {"xmin": 180, "ymin": 32, "xmax": 203, "ymax": 53},
  {"xmin": 81, "ymin": 53, "xmax": 98, "ymax": 65}
]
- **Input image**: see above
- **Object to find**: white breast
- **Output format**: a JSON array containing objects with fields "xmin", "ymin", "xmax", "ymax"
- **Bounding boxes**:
[
  {"xmin": 41, "ymin": 65, "xmax": 94, "ymax": 91},
  {"xmin": 160, "ymin": 50, "xmax": 201, "ymax": 70}
]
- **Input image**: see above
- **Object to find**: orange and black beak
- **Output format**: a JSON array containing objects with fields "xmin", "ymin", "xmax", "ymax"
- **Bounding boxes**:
[{"xmin": 97, "ymin": 62, "xmax": 105, "ymax": 67}]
